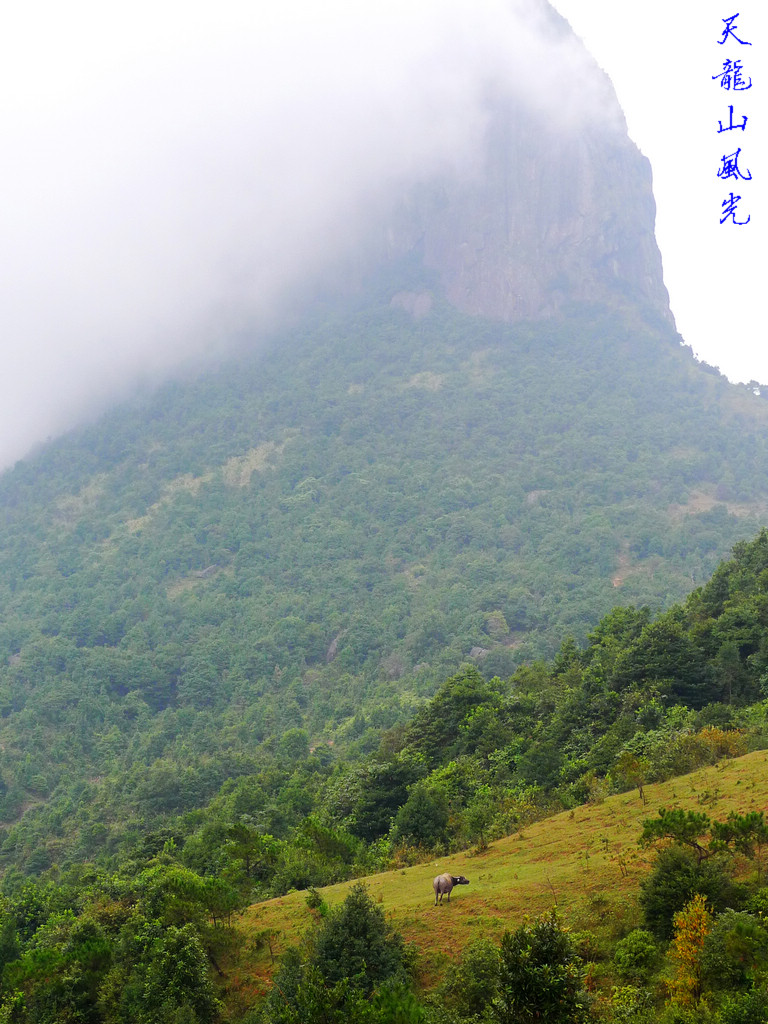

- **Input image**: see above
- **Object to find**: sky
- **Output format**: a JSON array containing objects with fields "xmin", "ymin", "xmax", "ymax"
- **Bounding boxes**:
[
  {"xmin": 551, "ymin": 0, "xmax": 766, "ymax": 381},
  {"xmin": 0, "ymin": 0, "xmax": 765, "ymax": 472}
]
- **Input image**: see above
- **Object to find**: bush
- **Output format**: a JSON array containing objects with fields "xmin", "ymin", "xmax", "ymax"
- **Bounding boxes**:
[
  {"xmin": 701, "ymin": 910, "xmax": 768, "ymax": 990},
  {"xmin": 370, "ymin": 981, "xmax": 427, "ymax": 1023},
  {"xmin": 262, "ymin": 963, "xmax": 371, "ymax": 1024},
  {"xmin": 718, "ymin": 988, "xmax": 768, "ymax": 1024},
  {"xmin": 610, "ymin": 984, "xmax": 654, "ymax": 1024},
  {"xmin": 491, "ymin": 911, "xmax": 588, "ymax": 1024},
  {"xmin": 666, "ymin": 894, "xmax": 713, "ymax": 1008},
  {"xmin": 746, "ymin": 887, "xmax": 768, "ymax": 921},
  {"xmin": 313, "ymin": 883, "xmax": 410, "ymax": 996},
  {"xmin": 439, "ymin": 937, "xmax": 501, "ymax": 1018},
  {"xmin": 305, "ymin": 887, "xmax": 326, "ymax": 913},
  {"xmin": 570, "ymin": 929, "xmax": 605, "ymax": 963},
  {"xmin": 391, "ymin": 784, "xmax": 449, "ymax": 849},
  {"xmin": 656, "ymin": 1005, "xmax": 717, "ymax": 1024},
  {"xmin": 640, "ymin": 846, "xmax": 745, "ymax": 940},
  {"xmin": 262, "ymin": 884, "xmax": 415, "ymax": 1022},
  {"xmin": 612, "ymin": 929, "xmax": 660, "ymax": 982}
]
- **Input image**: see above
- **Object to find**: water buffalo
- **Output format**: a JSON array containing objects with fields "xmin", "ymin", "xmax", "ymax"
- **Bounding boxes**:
[{"xmin": 433, "ymin": 872, "xmax": 469, "ymax": 905}]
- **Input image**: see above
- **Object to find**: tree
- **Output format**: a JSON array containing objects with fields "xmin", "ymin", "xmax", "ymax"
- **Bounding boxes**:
[
  {"xmin": 351, "ymin": 759, "xmax": 423, "ymax": 842},
  {"xmin": 701, "ymin": 909, "xmax": 768, "ymax": 991},
  {"xmin": 461, "ymin": 787, "xmax": 498, "ymax": 851},
  {"xmin": 263, "ymin": 884, "xmax": 413, "ymax": 1023},
  {"xmin": 612, "ymin": 929, "xmax": 659, "ymax": 983},
  {"xmin": 439, "ymin": 937, "xmax": 501, "ymax": 1018},
  {"xmin": 612, "ymin": 617, "xmax": 712, "ymax": 706},
  {"xmin": 312, "ymin": 883, "xmax": 409, "ymax": 997},
  {"xmin": 0, "ymin": 914, "xmax": 112, "ymax": 1024},
  {"xmin": 224, "ymin": 822, "xmax": 278, "ymax": 887},
  {"xmin": 401, "ymin": 667, "xmax": 499, "ymax": 766},
  {"xmin": 491, "ymin": 911, "xmax": 588, "ymax": 1024},
  {"xmin": 712, "ymin": 811, "xmax": 768, "ymax": 883},
  {"xmin": 141, "ymin": 923, "xmax": 219, "ymax": 1024},
  {"xmin": 639, "ymin": 808, "xmax": 713, "ymax": 864},
  {"xmin": 261, "ymin": 963, "xmax": 370, "ymax": 1024},
  {"xmin": 718, "ymin": 988, "xmax": 768, "ymax": 1024},
  {"xmin": 369, "ymin": 983, "xmax": 426, "ymax": 1023},
  {"xmin": 613, "ymin": 751, "xmax": 650, "ymax": 804},
  {"xmin": 639, "ymin": 845, "xmax": 743, "ymax": 940},
  {"xmin": 391, "ymin": 784, "xmax": 449, "ymax": 849},
  {"xmin": 277, "ymin": 729, "xmax": 310, "ymax": 763},
  {"xmin": 584, "ymin": 605, "xmax": 651, "ymax": 661},
  {"xmin": 667, "ymin": 894, "xmax": 713, "ymax": 1007}
]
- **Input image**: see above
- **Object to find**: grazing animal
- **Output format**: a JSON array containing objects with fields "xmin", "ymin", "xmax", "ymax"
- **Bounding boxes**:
[{"xmin": 433, "ymin": 873, "xmax": 470, "ymax": 905}]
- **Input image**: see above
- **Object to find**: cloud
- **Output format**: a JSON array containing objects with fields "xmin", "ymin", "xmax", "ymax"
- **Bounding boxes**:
[{"xmin": 0, "ymin": 0, "xmax": 618, "ymax": 470}]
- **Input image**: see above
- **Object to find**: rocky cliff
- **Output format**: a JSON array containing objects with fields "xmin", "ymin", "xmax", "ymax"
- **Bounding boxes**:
[{"xmin": 377, "ymin": 3, "xmax": 672, "ymax": 326}]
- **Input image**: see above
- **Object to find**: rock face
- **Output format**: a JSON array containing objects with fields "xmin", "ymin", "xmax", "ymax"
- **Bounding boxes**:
[{"xmin": 379, "ymin": 4, "xmax": 673, "ymax": 326}]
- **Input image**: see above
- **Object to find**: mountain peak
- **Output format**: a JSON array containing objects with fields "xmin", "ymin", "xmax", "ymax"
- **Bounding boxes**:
[{"xmin": 373, "ymin": 7, "xmax": 673, "ymax": 325}]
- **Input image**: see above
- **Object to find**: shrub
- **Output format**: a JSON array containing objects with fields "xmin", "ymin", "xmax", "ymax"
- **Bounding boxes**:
[
  {"xmin": 491, "ymin": 911, "xmax": 588, "ymax": 1024},
  {"xmin": 263, "ymin": 887, "xmax": 414, "ymax": 1023},
  {"xmin": 746, "ymin": 887, "xmax": 768, "ymax": 921},
  {"xmin": 666, "ymin": 894, "xmax": 713, "ymax": 1007},
  {"xmin": 612, "ymin": 929, "xmax": 660, "ymax": 982},
  {"xmin": 718, "ymin": 988, "xmax": 768, "ymax": 1024},
  {"xmin": 391, "ymin": 784, "xmax": 449, "ymax": 849},
  {"xmin": 313, "ymin": 883, "xmax": 410, "ymax": 996},
  {"xmin": 305, "ymin": 887, "xmax": 325, "ymax": 911},
  {"xmin": 701, "ymin": 909, "xmax": 768, "ymax": 990},
  {"xmin": 655, "ymin": 1005, "xmax": 717, "ymax": 1024},
  {"xmin": 610, "ymin": 984, "xmax": 654, "ymax": 1024},
  {"xmin": 439, "ymin": 937, "xmax": 501, "ymax": 1018},
  {"xmin": 640, "ymin": 846, "xmax": 744, "ymax": 940}
]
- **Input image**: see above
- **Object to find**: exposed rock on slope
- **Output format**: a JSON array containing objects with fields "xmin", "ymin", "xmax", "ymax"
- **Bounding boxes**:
[{"xmin": 378, "ymin": 2, "xmax": 672, "ymax": 325}]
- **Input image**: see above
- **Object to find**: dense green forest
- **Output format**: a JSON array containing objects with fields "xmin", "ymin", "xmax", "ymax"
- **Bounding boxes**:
[
  {"xmin": 2, "ymin": 525, "xmax": 768, "ymax": 1020},
  {"xmin": 2, "ymin": 301, "xmax": 768, "ymax": 879}
]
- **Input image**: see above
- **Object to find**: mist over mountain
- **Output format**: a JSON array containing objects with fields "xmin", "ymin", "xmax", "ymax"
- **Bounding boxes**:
[{"xmin": 2, "ymin": 0, "xmax": 662, "ymax": 470}]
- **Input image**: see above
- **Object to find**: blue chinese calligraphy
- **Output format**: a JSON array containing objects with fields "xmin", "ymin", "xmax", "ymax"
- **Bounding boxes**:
[
  {"xmin": 714, "ymin": 15, "xmax": 753, "ymax": 225},
  {"xmin": 717, "ymin": 148, "xmax": 752, "ymax": 181},
  {"xmin": 720, "ymin": 193, "xmax": 751, "ymax": 225},
  {"xmin": 718, "ymin": 13, "xmax": 752, "ymax": 46},
  {"xmin": 713, "ymin": 59, "xmax": 752, "ymax": 90},
  {"xmin": 717, "ymin": 105, "xmax": 748, "ymax": 132}
]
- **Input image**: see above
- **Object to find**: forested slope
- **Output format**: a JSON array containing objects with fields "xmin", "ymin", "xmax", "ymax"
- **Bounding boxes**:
[
  {"xmin": 2, "ymin": 509, "xmax": 768, "ymax": 1021},
  {"xmin": 2, "ymin": 301, "xmax": 768, "ymax": 872}
]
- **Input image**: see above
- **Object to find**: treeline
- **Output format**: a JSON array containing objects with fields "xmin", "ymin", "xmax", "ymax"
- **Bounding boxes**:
[
  {"xmin": 180, "ymin": 528, "xmax": 768, "ymax": 892},
  {"xmin": 5, "ymin": 528, "xmax": 768, "ymax": 897},
  {"xmin": 425, "ymin": 806, "xmax": 768, "ymax": 1024},
  {"xmin": 0, "ymin": 854, "xmax": 232, "ymax": 1023},
  {"xmin": 4, "ymin": 528, "xmax": 768, "ymax": 901},
  {"xmin": 3, "ymin": 301, "xmax": 768, "ymax": 1017}
]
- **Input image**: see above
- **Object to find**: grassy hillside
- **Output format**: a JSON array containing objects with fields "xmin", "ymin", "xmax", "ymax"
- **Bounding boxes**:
[{"xmin": 225, "ymin": 748, "xmax": 768, "ymax": 1011}]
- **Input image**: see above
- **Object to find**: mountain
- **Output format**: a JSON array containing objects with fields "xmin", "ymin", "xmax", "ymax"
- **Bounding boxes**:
[
  {"xmin": 334, "ymin": 4, "xmax": 672, "ymax": 327},
  {"xmin": 378, "ymin": 91, "xmax": 672, "ymax": 327},
  {"xmin": 1, "ymin": 0, "xmax": 768, "ymax": 876},
  {"xmin": 2, "ymin": 299, "xmax": 768, "ymax": 869},
  {"xmin": 6, "ymin": 9, "xmax": 768, "ymax": 1023}
]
